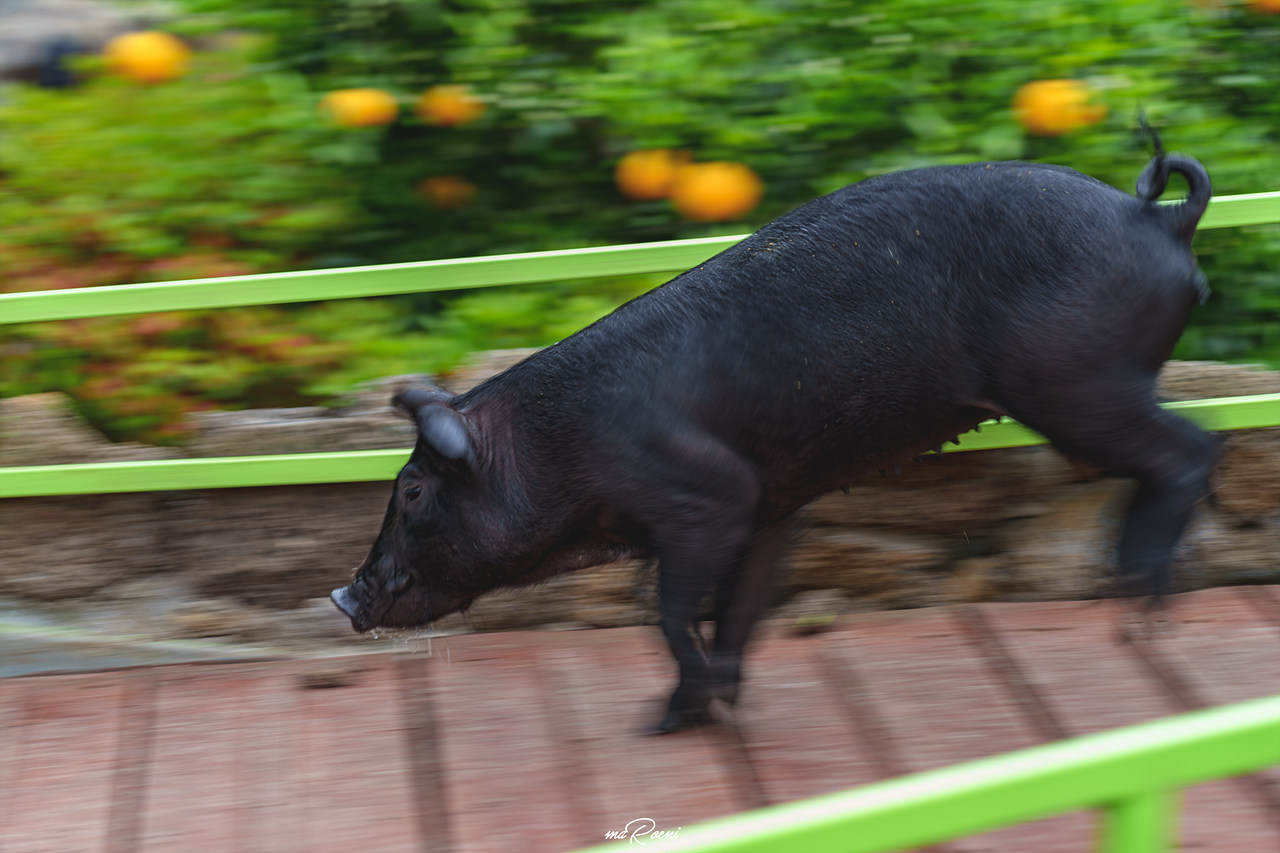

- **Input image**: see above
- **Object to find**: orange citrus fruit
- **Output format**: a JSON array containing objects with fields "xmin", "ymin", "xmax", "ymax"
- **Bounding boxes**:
[
  {"xmin": 417, "ymin": 176, "xmax": 477, "ymax": 210},
  {"xmin": 1013, "ymin": 79, "xmax": 1107, "ymax": 137},
  {"xmin": 670, "ymin": 162, "xmax": 763, "ymax": 222},
  {"xmin": 1249, "ymin": 0, "xmax": 1280, "ymax": 12},
  {"xmin": 320, "ymin": 88, "xmax": 399, "ymax": 128},
  {"xmin": 615, "ymin": 149, "xmax": 690, "ymax": 201},
  {"xmin": 104, "ymin": 31, "xmax": 190, "ymax": 84},
  {"xmin": 416, "ymin": 85, "xmax": 486, "ymax": 126}
]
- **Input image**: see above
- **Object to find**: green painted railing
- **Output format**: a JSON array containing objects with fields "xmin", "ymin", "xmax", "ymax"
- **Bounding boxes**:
[
  {"xmin": 1, "ymin": 189, "xmax": 1279, "ymax": 499},
  {"xmin": 1, "ymin": 193, "xmax": 1276, "ymax": 327},
  {"xmin": 5, "ymin": 392, "xmax": 1280, "ymax": 498},
  {"xmin": 574, "ymin": 692, "xmax": 1280, "ymax": 853}
]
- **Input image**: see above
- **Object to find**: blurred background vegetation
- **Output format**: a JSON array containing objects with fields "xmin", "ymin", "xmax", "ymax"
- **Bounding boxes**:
[{"xmin": 1, "ymin": 0, "xmax": 1277, "ymax": 443}]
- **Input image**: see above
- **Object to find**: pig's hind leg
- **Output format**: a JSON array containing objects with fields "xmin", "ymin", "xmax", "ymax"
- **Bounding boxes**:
[{"xmin": 997, "ymin": 376, "xmax": 1217, "ymax": 603}]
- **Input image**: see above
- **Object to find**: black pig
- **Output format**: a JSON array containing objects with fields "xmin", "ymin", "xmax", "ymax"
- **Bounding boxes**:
[{"xmin": 332, "ymin": 146, "xmax": 1214, "ymax": 732}]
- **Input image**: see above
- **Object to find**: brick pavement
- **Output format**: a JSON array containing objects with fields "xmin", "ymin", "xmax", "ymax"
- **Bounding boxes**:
[{"xmin": 2, "ymin": 586, "xmax": 1279, "ymax": 852}]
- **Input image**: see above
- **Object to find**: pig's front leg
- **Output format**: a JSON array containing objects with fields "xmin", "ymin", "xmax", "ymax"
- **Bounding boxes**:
[
  {"xmin": 628, "ymin": 435, "xmax": 762, "ymax": 734},
  {"xmin": 707, "ymin": 516, "xmax": 797, "ymax": 706},
  {"xmin": 652, "ymin": 560, "xmax": 720, "ymax": 733}
]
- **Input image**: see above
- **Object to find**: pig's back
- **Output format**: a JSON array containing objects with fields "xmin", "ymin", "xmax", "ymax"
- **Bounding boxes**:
[
  {"xmin": 551, "ymin": 162, "xmax": 1136, "ymax": 385},
  {"xmin": 472, "ymin": 161, "xmax": 1182, "ymax": 494}
]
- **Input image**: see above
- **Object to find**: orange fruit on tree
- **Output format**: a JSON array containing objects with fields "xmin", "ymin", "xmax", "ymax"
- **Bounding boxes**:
[
  {"xmin": 416, "ymin": 85, "xmax": 486, "ymax": 126},
  {"xmin": 320, "ymin": 88, "xmax": 399, "ymax": 128},
  {"xmin": 1249, "ymin": 0, "xmax": 1280, "ymax": 12},
  {"xmin": 104, "ymin": 31, "xmax": 190, "ymax": 84},
  {"xmin": 1013, "ymin": 79, "xmax": 1107, "ymax": 137},
  {"xmin": 615, "ymin": 149, "xmax": 688, "ymax": 201},
  {"xmin": 670, "ymin": 161, "xmax": 763, "ymax": 222},
  {"xmin": 417, "ymin": 176, "xmax": 477, "ymax": 210}
]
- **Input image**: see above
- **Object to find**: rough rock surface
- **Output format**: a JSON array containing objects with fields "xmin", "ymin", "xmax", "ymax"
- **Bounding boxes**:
[
  {"xmin": 0, "ymin": 393, "xmax": 181, "ymax": 466},
  {"xmin": 3, "ymin": 358, "xmax": 1280, "ymax": 649},
  {"xmin": 1, "ymin": 492, "xmax": 171, "ymax": 600}
]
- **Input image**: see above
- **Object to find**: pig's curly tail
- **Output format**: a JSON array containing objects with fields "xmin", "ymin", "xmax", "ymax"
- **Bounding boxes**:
[{"xmin": 1135, "ymin": 113, "xmax": 1212, "ymax": 244}]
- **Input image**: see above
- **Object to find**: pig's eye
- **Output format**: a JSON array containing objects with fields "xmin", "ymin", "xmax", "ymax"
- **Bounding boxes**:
[{"xmin": 404, "ymin": 484, "xmax": 423, "ymax": 501}]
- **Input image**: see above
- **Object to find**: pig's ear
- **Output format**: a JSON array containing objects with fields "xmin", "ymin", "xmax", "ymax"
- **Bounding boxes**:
[
  {"xmin": 392, "ymin": 386, "xmax": 453, "ymax": 415},
  {"xmin": 417, "ymin": 404, "xmax": 475, "ymax": 464},
  {"xmin": 392, "ymin": 387, "xmax": 476, "ymax": 468}
]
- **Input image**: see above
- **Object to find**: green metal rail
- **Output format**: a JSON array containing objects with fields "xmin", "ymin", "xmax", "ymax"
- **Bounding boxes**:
[
  {"xmin": 573, "ymin": 692, "xmax": 1280, "ymax": 853},
  {"xmin": 2, "ymin": 192, "xmax": 1276, "ymax": 326},
  {"xmin": 1, "ymin": 190, "xmax": 1278, "ymax": 498},
  {"xmin": 5, "ymin": 392, "xmax": 1280, "ymax": 498},
  {"xmin": 0, "ymin": 235, "xmax": 735, "ymax": 326}
]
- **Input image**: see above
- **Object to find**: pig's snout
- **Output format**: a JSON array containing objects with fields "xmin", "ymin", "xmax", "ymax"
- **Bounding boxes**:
[{"xmin": 330, "ymin": 585, "xmax": 370, "ymax": 633}]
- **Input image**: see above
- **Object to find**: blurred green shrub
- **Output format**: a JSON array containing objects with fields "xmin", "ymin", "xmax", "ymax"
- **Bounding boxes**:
[
  {"xmin": 1, "ymin": 1, "xmax": 1278, "ymax": 443},
  {"xmin": 172, "ymin": 0, "xmax": 1279, "ymax": 245},
  {"xmin": 1, "ymin": 310, "xmax": 349, "ymax": 443},
  {"xmin": 0, "ymin": 277, "xmax": 657, "ymax": 443},
  {"xmin": 0, "ymin": 43, "xmax": 363, "ymax": 279},
  {"xmin": 170, "ymin": 0, "xmax": 1280, "ymax": 370},
  {"xmin": 293, "ymin": 275, "xmax": 662, "ymax": 400},
  {"xmin": 0, "ymin": 42, "xmax": 376, "ymax": 441}
]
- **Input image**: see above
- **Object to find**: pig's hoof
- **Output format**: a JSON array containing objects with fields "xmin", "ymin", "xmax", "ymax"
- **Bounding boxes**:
[
  {"xmin": 1096, "ymin": 568, "xmax": 1167, "ymax": 602},
  {"xmin": 646, "ymin": 687, "xmax": 714, "ymax": 735},
  {"xmin": 706, "ymin": 681, "xmax": 739, "ymax": 706},
  {"xmin": 647, "ymin": 705, "xmax": 712, "ymax": 735},
  {"xmin": 706, "ymin": 653, "xmax": 741, "ymax": 705},
  {"xmin": 1114, "ymin": 597, "xmax": 1172, "ymax": 644}
]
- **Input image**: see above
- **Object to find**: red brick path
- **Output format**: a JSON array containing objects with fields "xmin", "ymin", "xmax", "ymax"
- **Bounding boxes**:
[{"xmin": 3, "ymin": 586, "xmax": 1280, "ymax": 853}]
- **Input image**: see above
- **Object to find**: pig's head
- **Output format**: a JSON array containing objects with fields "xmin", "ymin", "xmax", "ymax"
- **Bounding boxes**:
[{"xmin": 331, "ymin": 385, "xmax": 508, "ymax": 632}]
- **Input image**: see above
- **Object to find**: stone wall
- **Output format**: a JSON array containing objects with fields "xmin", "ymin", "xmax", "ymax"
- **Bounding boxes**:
[{"xmin": 3, "ymin": 356, "xmax": 1280, "ymax": 648}]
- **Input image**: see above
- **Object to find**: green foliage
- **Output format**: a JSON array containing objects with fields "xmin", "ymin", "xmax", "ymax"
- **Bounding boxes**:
[
  {"xmin": 173, "ymin": 0, "xmax": 1280, "ymax": 247},
  {"xmin": 0, "ymin": 275, "xmax": 656, "ymax": 444},
  {"xmin": 0, "ymin": 43, "xmax": 376, "ymax": 441},
  {"xmin": 0, "ymin": 43, "xmax": 362, "ymax": 277},
  {"xmin": 1, "ymin": 1, "xmax": 1278, "ymax": 442},
  {"xmin": 294, "ymin": 274, "xmax": 661, "ymax": 399},
  {"xmin": 173, "ymin": 0, "xmax": 1280, "ymax": 362},
  {"xmin": 0, "ymin": 310, "xmax": 349, "ymax": 443}
]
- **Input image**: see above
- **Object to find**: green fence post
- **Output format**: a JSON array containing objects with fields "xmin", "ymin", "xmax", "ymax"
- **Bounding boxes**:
[{"xmin": 1101, "ymin": 790, "xmax": 1176, "ymax": 853}]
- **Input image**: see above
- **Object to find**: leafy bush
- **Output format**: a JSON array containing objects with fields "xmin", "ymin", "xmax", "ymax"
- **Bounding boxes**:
[
  {"xmin": 0, "ymin": 43, "xmax": 364, "ymax": 280},
  {"xmin": 2, "ymin": 1, "xmax": 1278, "ymax": 442},
  {"xmin": 0, "ymin": 42, "xmax": 378, "ymax": 441},
  {"xmin": 174, "ymin": 0, "xmax": 1280, "ymax": 364},
  {"xmin": 173, "ymin": 0, "xmax": 1278, "ymax": 241},
  {"xmin": 0, "ymin": 311, "xmax": 348, "ymax": 442},
  {"xmin": 293, "ymin": 275, "xmax": 663, "ymax": 400}
]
